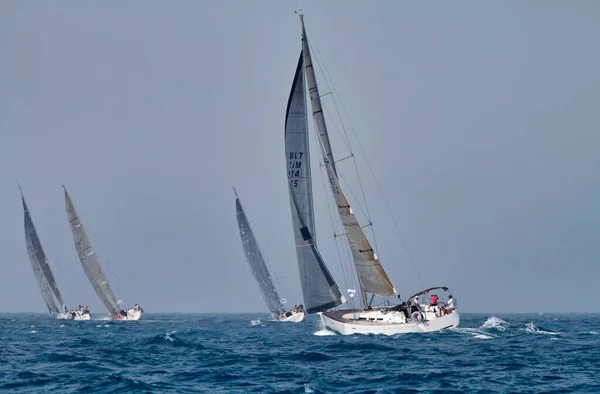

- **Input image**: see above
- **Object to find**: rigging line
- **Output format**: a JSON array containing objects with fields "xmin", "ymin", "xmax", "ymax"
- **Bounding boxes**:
[
  {"xmin": 313, "ymin": 121, "xmax": 355, "ymax": 297},
  {"xmin": 321, "ymin": 98, "xmax": 352, "ymax": 154},
  {"xmin": 48, "ymin": 244, "xmax": 76, "ymax": 306},
  {"xmin": 304, "ymin": 24, "xmax": 354, "ymax": 153},
  {"xmin": 305, "ymin": 23, "xmax": 378, "ymax": 257},
  {"xmin": 335, "ymin": 167, "xmax": 370, "ymax": 226},
  {"xmin": 304, "ymin": 22, "xmax": 381, "ymax": 264},
  {"xmin": 85, "ymin": 221, "xmax": 123, "ymax": 293},
  {"xmin": 258, "ymin": 241, "xmax": 285, "ymax": 301},
  {"xmin": 340, "ymin": 114, "xmax": 424, "ymax": 289},
  {"xmin": 304, "ymin": 23, "xmax": 373, "ymax": 217},
  {"xmin": 305, "ymin": 20, "xmax": 423, "ymax": 289}
]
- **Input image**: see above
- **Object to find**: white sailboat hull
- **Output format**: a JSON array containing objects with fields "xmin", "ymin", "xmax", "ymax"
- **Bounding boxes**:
[
  {"xmin": 320, "ymin": 308, "xmax": 460, "ymax": 335},
  {"xmin": 56, "ymin": 310, "xmax": 91, "ymax": 320},
  {"xmin": 278, "ymin": 309, "xmax": 305, "ymax": 323},
  {"xmin": 113, "ymin": 307, "xmax": 143, "ymax": 321}
]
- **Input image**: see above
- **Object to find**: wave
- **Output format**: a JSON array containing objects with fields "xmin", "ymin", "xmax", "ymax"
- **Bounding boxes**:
[
  {"xmin": 143, "ymin": 332, "xmax": 206, "ymax": 349},
  {"xmin": 313, "ymin": 328, "xmax": 336, "ymax": 336},
  {"xmin": 522, "ymin": 322, "xmax": 560, "ymax": 335},
  {"xmin": 480, "ymin": 316, "xmax": 509, "ymax": 331},
  {"xmin": 452, "ymin": 327, "xmax": 496, "ymax": 339}
]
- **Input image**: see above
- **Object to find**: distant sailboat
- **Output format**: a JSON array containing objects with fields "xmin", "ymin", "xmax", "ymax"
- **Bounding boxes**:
[
  {"xmin": 63, "ymin": 186, "xmax": 143, "ymax": 321},
  {"xmin": 19, "ymin": 184, "xmax": 90, "ymax": 320},
  {"xmin": 286, "ymin": 13, "xmax": 459, "ymax": 335},
  {"xmin": 235, "ymin": 188, "xmax": 305, "ymax": 323}
]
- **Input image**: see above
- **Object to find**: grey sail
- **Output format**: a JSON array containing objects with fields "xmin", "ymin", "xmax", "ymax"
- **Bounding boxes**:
[
  {"xmin": 286, "ymin": 51, "xmax": 316, "ymax": 238},
  {"xmin": 288, "ymin": 182, "xmax": 345, "ymax": 313},
  {"xmin": 286, "ymin": 51, "xmax": 338, "ymax": 313},
  {"xmin": 286, "ymin": 50, "xmax": 345, "ymax": 313},
  {"xmin": 21, "ymin": 190, "xmax": 64, "ymax": 314},
  {"xmin": 64, "ymin": 187, "xmax": 120, "ymax": 316},
  {"xmin": 235, "ymin": 191, "xmax": 286, "ymax": 318},
  {"xmin": 300, "ymin": 15, "xmax": 397, "ymax": 298}
]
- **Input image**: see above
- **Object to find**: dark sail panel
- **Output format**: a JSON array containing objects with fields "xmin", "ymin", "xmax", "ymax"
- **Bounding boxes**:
[
  {"xmin": 289, "ymin": 183, "xmax": 344, "ymax": 313},
  {"xmin": 235, "ymin": 193, "xmax": 286, "ymax": 318},
  {"xmin": 21, "ymin": 191, "xmax": 64, "ymax": 314}
]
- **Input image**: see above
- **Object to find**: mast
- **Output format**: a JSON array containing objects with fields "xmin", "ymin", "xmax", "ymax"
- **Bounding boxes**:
[
  {"xmin": 235, "ymin": 188, "xmax": 286, "ymax": 318},
  {"xmin": 63, "ymin": 186, "xmax": 121, "ymax": 316},
  {"xmin": 19, "ymin": 184, "xmax": 65, "ymax": 313},
  {"xmin": 299, "ymin": 13, "xmax": 397, "ymax": 308},
  {"xmin": 298, "ymin": 12, "xmax": 338, "ymax": 178}
]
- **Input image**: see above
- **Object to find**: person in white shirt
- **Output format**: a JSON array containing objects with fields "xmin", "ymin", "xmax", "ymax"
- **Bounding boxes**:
[{"xmin": 443, "ymin": 295, "xmax": 456, "ymax": 315}]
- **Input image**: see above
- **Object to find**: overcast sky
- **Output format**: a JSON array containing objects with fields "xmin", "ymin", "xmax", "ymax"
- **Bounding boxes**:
[{"xmin": 1, "ymin": 1, "xmax": 598, "ymax": 314}]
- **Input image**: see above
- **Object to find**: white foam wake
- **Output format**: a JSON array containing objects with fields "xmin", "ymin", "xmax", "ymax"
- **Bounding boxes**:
[
  {"xmin": 313, "ymin": 321, "xmax": 336, "ymax": 336},
  {"xmin": 451, "ymin": 327, "xmax": 495, "ymax": 339},
  {"xmin": 480, "ymin": 316, "xmax": 508, "ymax": 331}
]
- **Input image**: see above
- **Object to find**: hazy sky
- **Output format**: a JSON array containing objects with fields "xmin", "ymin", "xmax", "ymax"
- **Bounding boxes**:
[{"xmin": 1, "ymin": 1, "xmax": 598, "ymax": 314}]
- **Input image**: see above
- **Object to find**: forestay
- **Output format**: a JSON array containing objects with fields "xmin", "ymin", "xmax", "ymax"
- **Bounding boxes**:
[
  {"xmin": 300, "ymin": 15, "xmax": 397, "ymax": 298},
  {"xmin": 64, "ymin": 187, "xmax": 120, "ymax": 316},
  {"xmin": 21, "ymin": 191, "xmax": 64, "ymax": 314},
  {"xmin": 235, "ymin": 192, "xmax": 286, "ymax": 318}
]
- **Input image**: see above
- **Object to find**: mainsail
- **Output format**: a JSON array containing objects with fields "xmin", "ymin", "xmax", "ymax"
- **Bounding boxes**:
[
  {"xmin": 235, "ymin": 190, "xmax": 286, "ymax": 318},
  {"xmin": 63, "ymin": 186, "xmax": 120, "ymax": 316},
  {"xmin": 20, "ymin": 188, "xmax": 65, "ymax": 314},
  {"xmin": 285, "ymin": 50, "xmax": 345, "ymax": 314},
  {"xmin": 299, "ymin": 14, "xmax": 397, "ymax": 299}
]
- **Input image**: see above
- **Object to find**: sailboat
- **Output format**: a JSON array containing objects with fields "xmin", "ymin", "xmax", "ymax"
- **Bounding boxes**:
[
  {"xmin": 235, "ymin": 188, "xmax": 305, "ymax": 323},
  {"xmin": 285, "ymin": 12, "xmax": 460, "ymax": 335},
  {"xmin": 19, "ymin": 184, "xmax": 90, "ymax": 320},
  {"xmin": 63, "ymin": 186, "xmax": 143, "ymax": 321}
]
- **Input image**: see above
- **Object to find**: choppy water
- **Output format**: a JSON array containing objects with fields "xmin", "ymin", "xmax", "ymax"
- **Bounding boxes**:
[{"xmin": 1, "ymin": 313, "xmax": 598, "ymax": 393}]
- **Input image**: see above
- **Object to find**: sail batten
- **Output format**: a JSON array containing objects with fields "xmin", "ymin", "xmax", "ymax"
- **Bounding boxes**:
[
  {"xmin": 235, "ymin": 194, "xmax": 286, "ymax": 318},
  {"xmin": 300, "ymin": 15, "xmax": 397, "ymax": 297},
  {"xmin": 21, "ymin": 193, "xmax": 64, "ymax": 314},
  {"xmin": 64, "ymin": 188, "xmax": 120, "ymax": 316},
  {"xmin": 286, "ymin": 49, "xmax": 345, "ymax": 313}
]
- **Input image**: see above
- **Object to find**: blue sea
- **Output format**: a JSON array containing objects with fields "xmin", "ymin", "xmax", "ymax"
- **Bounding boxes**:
[{"xmin": 0, "ymin": 313, "xmax": 598, "ymax": 393}]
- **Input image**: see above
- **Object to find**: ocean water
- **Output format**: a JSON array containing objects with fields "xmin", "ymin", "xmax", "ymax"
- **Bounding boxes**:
[{"xmin": 0, "ymin": 313, "xmax": 598, "ymax": 393}]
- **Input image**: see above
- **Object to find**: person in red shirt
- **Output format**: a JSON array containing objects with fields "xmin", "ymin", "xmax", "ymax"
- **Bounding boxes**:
[{"xmin": 429, "ymin": 294, "xmax": 439, "ymax": 306}]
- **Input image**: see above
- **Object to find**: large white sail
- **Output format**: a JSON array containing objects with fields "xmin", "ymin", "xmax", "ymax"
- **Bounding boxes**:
[
  {"xmin": 235, "ymin": 190, "xmax": 286, "ymax": 318},
  {"xmin": 300, "ymin": 15, "xmax": 397, "ymax": 298},
  {"xmin": 63, "ymin": 187, "xmax": 120, "ymax": 316},
  {"xmin": 21, "ymin": 190, "xmax": 65, "ymax": 313}
]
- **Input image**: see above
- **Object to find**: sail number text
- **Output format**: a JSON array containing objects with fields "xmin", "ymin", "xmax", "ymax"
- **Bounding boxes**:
[{"xmin": 288, "ymin": 152, "xmax": 304, "ymax": 187}]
